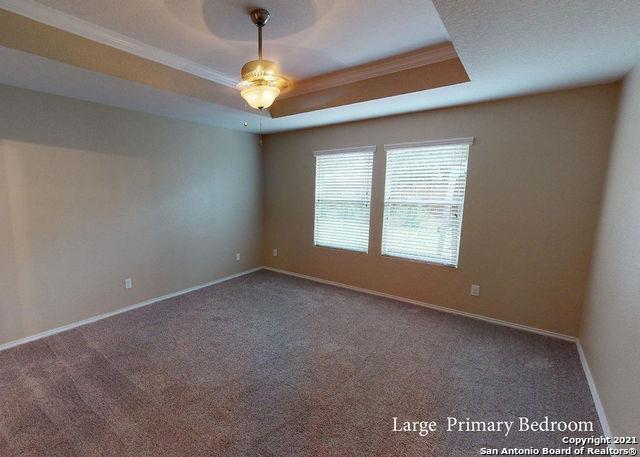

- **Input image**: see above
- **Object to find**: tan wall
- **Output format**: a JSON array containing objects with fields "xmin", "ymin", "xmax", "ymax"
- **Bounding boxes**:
[
  {"xmin": 580, "ymin": 67, "xmax": 640, "ymax": 440},
  {"xmin": 0, "ymin": 84, "xmax": 262, "ymax": 346},
  {"xmin": 262, "ymin": 84, "xmax": 619, "ymax": 337}
]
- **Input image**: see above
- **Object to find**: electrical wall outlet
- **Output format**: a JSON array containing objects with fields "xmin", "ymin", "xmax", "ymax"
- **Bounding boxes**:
[
  {"xmin": 272, "ymin": 248, "xmax": 278, "ymax": 257},
  {"xmin": 236, "ymin": 253, "xmax": 241, "ymax": 261},
  {"xmin": 125, "ymin": 278, "xmax": 133, "ymax": 289},
  {"xmin": 470, "ymin": 284, "xmax": 480, "ymax": 297}
]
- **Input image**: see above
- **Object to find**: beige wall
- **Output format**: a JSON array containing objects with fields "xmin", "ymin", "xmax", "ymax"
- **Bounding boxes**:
[
  {"xmin": 0, "ymin": 84, "xmax": 262, "ymax": 346},
  {"xmin": 580, "ymin": 67, "xmax": 640, "ymax": 440},
  {"xmin": 262, "ymin": 84, "xmax": 619, "ymax": 337}
]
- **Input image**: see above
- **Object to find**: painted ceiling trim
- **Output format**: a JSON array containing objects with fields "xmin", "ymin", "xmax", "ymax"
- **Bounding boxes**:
[
  {"xmin": 281, "ymin": 42, "xmax": 459, "ymax": 99},
  {"xmin": 0, "ymin": 8, "xmax": 253, "ymax": 113},
  {"xmin": 0, "ymin": 0, "xmax": 238, "ymax": 88},
  {"xmin": 271, "ymin": 58, "xmax": 469, "ymax": 118}
]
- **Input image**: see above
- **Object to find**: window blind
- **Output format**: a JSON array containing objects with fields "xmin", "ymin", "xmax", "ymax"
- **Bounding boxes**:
[
  {"xmin": 314, "ymin": 147, "xmax": 375, "ymax": 253},
  {"xmin": 381, "ymin": 139, "xmax": 472, "ymax": 267}
]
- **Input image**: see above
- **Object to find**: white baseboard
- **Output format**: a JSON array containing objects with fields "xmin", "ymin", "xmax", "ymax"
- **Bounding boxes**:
[
  {"xmin": 0, "ymin": 267, "xmax": 262, "ymax": 352},
  {"xmin": 264, "ymin": 266, "xmax": 577, "ymax": 342},
  {"xmin": 576, "ymin": 341, "xmax": 615, "ymax": 448}
]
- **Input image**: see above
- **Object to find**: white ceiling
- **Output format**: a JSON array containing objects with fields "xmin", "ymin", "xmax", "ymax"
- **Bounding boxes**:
[
  {"xmin": 1, "ymin": 0, "xmax": 640, "ymax": 133},
  {"xmin": 26, "ymin": 0, "xmax": 449, "ymax": 80}
]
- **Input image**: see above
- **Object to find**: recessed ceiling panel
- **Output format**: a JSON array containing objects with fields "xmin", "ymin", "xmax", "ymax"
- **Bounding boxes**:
[{"xmin": 29, "ymin": 0, "xmax": 450, "ymax": 80}]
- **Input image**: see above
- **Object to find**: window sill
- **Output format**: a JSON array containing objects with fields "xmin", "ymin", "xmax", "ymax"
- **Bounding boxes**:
[
  {"xmin": 313, "ymin": 243, "xmax": 369, "ymax": 255},
  {"xmin": 379, "ymin": 253, "xmax": 459, "ymax": 269}
]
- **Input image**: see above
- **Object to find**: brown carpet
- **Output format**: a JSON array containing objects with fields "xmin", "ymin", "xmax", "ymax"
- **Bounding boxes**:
[{"xmin": 0, "ymin": 270, "xmax": 602, "ymax": 456}]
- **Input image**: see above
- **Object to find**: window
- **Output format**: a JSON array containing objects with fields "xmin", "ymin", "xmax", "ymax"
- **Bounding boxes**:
[
  {"xmin": 381, "ymin": 138, "xmax": 473, "ymax": 267},
  {"xmin": 314, "ymin": 146, "xmax": 375, "ymax": 252}
]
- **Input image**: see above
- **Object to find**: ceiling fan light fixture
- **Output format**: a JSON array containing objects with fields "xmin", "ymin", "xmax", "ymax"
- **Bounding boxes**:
[
  {"xmin": 238, "ymin": 9, "xmax": 289, "ymax": 110},
  {"xmin": 241, "ymin": 85, "xmax": 280, "ymax": 110}
]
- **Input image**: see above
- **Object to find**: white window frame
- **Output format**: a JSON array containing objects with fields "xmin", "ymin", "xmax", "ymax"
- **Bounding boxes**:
[
  {"xmin": 313, "ymin": 145, "xmax": 376, "ymax": 253},
  {"xmin": 381, "ymin": 137, "xmax": 474, "ymax": 268}
]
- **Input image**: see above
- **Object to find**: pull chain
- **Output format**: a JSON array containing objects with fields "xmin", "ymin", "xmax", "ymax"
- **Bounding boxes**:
[{"xmin": 243, "ymin": 101, "xmax": 248, "ymax": 128}]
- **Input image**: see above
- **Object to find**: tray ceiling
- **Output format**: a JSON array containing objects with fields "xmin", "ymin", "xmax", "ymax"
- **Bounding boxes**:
[{"xmin": 1, "ymin": 0, "xmax": 640, "ymax": 133}]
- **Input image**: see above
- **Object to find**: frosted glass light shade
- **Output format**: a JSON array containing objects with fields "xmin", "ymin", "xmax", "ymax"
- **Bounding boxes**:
[{"xmin": 240, "ymin": 85, "xmax": 280, "ymax": 110}]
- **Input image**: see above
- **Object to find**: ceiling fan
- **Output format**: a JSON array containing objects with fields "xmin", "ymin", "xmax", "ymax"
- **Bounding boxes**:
[{"xmin": 238, "ymin": 8, "xmax": 290, "ymax": 110}]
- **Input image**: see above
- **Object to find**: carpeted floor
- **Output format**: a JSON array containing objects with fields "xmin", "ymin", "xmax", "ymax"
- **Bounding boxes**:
[{"xmin": 0, "ymin": 270, "xmax": 602, "ymax": 456}]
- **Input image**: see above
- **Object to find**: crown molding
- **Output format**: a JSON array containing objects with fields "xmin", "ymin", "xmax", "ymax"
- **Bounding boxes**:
[
  {"xmin": 0, "ymin": 0, "xmax": 238, "ymax": 87},
  {"xmin": 280, "ymin": 42, "xmax": 459, "ymax": 99}
]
